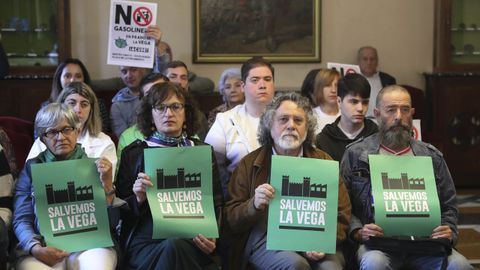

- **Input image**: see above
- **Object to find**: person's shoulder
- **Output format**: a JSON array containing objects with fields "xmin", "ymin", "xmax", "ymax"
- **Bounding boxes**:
[
  {"xmin": 412, "ymin": 139, "xmax": 444, "ymax": 157},
  {"xmin": 210, "ymin": 104, "xmax": 243, "ymax": 127},
  {"xmin": 95, "ymin": 132, "xmax": 115, "ymax": 144},
  {"xmin": 364, "ymin": 119, "xmax": 379, "ymax": 132},
  {"xmin": 346, "ymin": 132, "xmax": 376, "ymax": 150},
  {"xmin": 379, "ymin": 71, "xmax": 396, "ymax": 84},
  {"xmin": 122, "ymin": 139, "xmax": 146, "ymax": 154},
  {"xmin": 307, "ymin": 145, "xmax": 334, "ymax": 160}
]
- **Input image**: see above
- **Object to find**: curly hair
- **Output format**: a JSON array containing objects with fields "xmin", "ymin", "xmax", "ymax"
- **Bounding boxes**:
[
  {"xmin": 136, "ymin": 82, "xmax": 202, "ymax": 137},
  {"xmin": 258, "ymin": 92, "xmax": 316, "ymax": 147}
]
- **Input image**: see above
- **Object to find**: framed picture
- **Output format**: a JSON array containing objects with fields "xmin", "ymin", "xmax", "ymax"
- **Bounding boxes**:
[{"xmin": 193, "ymin": 0, "xmax": 321, "ymax": 63}]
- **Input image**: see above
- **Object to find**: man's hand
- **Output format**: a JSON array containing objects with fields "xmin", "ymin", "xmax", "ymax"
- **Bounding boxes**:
[
  {"xmin": 253, "ymin": 183, "xmax": 275, "ymax": 210},
  {"xmin": 146, "ymin": 25, "xmax": 162, "ymax": 45},
  {"xmin": 193, "ymin": 234, "xmax": 216, "ymax": 254},
  {"xmin": 31, "ymin": 245, "xmax": 69, "ymax": 267},
  {"xmin": 356, "ymin": 223, "xmax": 384, "ymax": 242},
  {"xmin": 431, "ymin": 225, "xmax": 453, "ymax": 242}
]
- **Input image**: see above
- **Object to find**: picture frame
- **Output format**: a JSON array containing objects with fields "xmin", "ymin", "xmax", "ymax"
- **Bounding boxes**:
[{"xmin": 193, "ymin": 0, "xmax": 321, "ymax": 63}]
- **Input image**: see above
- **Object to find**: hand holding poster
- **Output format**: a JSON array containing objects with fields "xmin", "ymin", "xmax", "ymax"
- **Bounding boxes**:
[
  {"xmin": 144, "ymin": 146, "xmax": 219, "ymax": 239},
  {"xmin": 107, "ymin": 0, "xmax": 158, "ymax": 68},
  {"xmin": 267, "ymin": 155, "xmax": 339, "ymax": 253},
  {"xmin": 31, "ymin": 159, "xmax": 113, "ymax": 253},
  {"xmin": 369, "ymin": 155, "xmax": 441, "ymax": 237}
]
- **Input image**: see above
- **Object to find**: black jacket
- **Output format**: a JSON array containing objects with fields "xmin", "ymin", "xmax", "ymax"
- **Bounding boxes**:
[
  {"xmin": 379, "ymin": 71, "xmax": 396, "ymax": 87},
  {"xmin": 115, "ymin": 139, "xmax": 224, "ymax": 251},
  {"xmin": 316, "ymin": 117, "xmax": 378, "ymax": 161}
]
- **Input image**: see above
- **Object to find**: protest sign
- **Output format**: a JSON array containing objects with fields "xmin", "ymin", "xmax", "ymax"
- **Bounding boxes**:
[
  {"xmin": 369, "ymin": 155, "xmax": 441, "ymax": 237},
  {"xmin": 32, "ymin": 159, "xmax": 113, "ymax": 252},
  {"xmin": 144, "ymin": 146, "xmax": 219, "ymax": 239},
  {"xmin": 267, "ymin": 155, "xmax": 339, "ymax": 253},
  {"xmin": 107, "ymin": 0, "xmax": 157, "ymax": 68}
]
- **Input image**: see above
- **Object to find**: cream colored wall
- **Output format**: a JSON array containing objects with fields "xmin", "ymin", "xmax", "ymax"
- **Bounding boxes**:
[{"xmin": 71, "ymin": 0, "xmax": 434, "ymax": 90}]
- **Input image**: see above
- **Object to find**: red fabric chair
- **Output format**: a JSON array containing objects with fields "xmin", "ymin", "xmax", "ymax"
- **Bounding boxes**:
[{"xmin": 0, "ymin": 116, "xmax": 34, "ymax": 172}]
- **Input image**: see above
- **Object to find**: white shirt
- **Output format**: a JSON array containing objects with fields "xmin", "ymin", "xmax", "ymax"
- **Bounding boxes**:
[
  {"xmin": 205, "ymin": 104, "xmax": 261, "ymax": 184},
  {"xmin": 313, "ymin": 106, "xmax": 341, "ymax": 135},
  {"xmin": 27, "ymin": 131, "xmax": 117, "ymax": 181},
  {"xmin": 364, "ymin": 72, "xmax": 383, "ymax": 118}
]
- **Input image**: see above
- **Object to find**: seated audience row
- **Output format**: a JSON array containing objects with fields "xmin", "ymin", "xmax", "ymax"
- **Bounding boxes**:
[{"xmin": 1, "ymin": 54, "xmax": 472, "ymax": 270}]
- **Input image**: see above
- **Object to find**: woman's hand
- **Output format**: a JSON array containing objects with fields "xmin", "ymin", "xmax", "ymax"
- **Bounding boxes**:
[
  {"xmin": 31, "ymin": 244, "xmax": 69, "ymax": 267},
  {"xmin": 96, "ymin": 157, "xmax": 114, "ymax": 204},
  {"xmin": 133, "ymin": 172, "xmax": 153, "ymax": 204},
  {"xmin": 193, "ymin": 234, "xmax": 216, "ymax": 254},
  {"xmin": 96, "ymin": 157, "xmax": 113, "ymax": 188}
]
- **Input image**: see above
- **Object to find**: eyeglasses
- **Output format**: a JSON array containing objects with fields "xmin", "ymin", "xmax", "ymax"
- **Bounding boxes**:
[
  {"xmin": 42, "ymin": 126, "xmax": 76, "ymax": 139},
  {"xmin": 152, "ymin": 102, "xmax": 185, "ymax": 114}
]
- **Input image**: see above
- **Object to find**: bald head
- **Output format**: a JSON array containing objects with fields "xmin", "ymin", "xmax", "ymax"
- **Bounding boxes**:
[{"xmin": 375, "ymin": 85, "xmax": 411, "ymax": 109}]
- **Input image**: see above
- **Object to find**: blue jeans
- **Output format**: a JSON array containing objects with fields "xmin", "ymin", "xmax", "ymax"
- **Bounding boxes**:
[
  {"xmin": 249, "ymin": 240, "xmax": 344, "ymax": 270},
  {"xmin": 357, "ymin": 244, "xmax": 473, "ymax": 270}
]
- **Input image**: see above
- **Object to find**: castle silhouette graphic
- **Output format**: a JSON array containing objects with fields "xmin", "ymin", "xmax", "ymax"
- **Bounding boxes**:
[
  {"xmin": 156, "ymin": 168, "xmax": 202, "ymax": 189},
  {"xmin": 281, "ymin": 175, "xmax": 327, "ymax": 198},
  {"xmin": 45, "ymin": 181, "xmax": 94, "ymax": 204},
  {"xmin": 381, "ymin": 172, "xmax": 425, "ymax": 190}
]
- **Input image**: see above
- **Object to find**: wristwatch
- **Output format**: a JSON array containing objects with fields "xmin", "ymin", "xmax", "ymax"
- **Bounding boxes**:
[{"xmin": 105, "ymin": 185, "xmax": 116, "ymax": 196}]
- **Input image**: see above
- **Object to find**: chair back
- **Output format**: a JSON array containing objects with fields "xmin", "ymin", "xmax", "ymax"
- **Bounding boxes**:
[{"xmin": 0, "ymin": 116, "xmax": 34, "ymax": 171}]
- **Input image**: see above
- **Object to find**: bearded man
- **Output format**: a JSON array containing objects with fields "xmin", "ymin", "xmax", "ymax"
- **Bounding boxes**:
[
  {"xmin": 340, "ymin": 85, "xmax": 472, "ymax": 270},
  {"xmin": 224, "ymin": 92, "xmax": 351, "ymax": 270}
]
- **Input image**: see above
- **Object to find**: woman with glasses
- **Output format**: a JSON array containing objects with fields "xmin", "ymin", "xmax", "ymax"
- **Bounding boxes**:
[
  {"xmin": 116, "ymin": 82, "xmax": 223, "ymax": 269},
  {"xmin": 14, "ymin": 103, "xmax": 119, "ymax": 269},
  {"xmin": 27, "ymin": 82, "xmax": 117, "ymax": 180}
]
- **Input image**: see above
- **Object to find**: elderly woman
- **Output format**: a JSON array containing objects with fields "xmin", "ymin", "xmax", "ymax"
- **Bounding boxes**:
[
  {"xmin": 301, "ymin": 69, "xmax": 341, "ymax": 134},
  {"xmin": 27, "ymin": 82, "xmax": 117, "ymax": 180},
  {"xmin": 116, "ymin": 82, "xmax": 223, "ymax": 270},
  {"xmin": 13, "ymin": 103, "xmax": 118, "ymax": 269},
  {"xmin": 207, "ymin": 68, "xmax": 245, "ymax": 127}
]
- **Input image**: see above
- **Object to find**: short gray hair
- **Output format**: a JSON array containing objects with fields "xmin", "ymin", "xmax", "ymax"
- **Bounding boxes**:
[
  {"xmin": 258, "ymin": 92, "xmax": 316, "ymax": 147},
  {"xmin": 218, "ymin": 68, "xmax": 241, "ymax": 97},
  {"xmin": 376, "ymin": 85, "xmax": 411, "ymax": 108},
  {"xmin": 35, "ymin": 103, "xmax": 81, "ymax": 137}
]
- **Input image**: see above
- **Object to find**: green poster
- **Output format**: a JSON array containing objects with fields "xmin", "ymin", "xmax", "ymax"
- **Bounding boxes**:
[
  {"xmin": 31, "ymin": 159, "xmax": 113, "ymax": 253},
  {"xmin": 369, "ymin": 155, "xmax": 441, "ymax": 237},
  {"xmin": 144, "ymin": 146, "xmax": 219, "ymax": 239},
  {"xmin": 267, "ymin": 155, "xmax": 339, "ymax": 253}
]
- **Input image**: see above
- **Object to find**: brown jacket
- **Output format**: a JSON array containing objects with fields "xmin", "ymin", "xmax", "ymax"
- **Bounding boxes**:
[{"xmin": 223, "ymin": 145, "xmax": 351, "ymax": 270}]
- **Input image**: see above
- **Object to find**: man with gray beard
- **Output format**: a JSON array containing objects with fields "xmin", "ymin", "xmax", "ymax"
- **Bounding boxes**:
[
  {"xmin": 224, "ymin": 92, "xmax": 351, "ymax": 270},
  {"xmin": 340, "ymin": 85, "xmax": 472, "ymax": 269}
]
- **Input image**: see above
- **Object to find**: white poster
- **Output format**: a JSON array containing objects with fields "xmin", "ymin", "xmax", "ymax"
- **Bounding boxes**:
[
  {"xmin": 107, "ymin": 0, "xmax": 157, "ymax": 68},
  {"xmin": 327, "ymin": 62, "xmax": 361, "ymax": 76}
]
